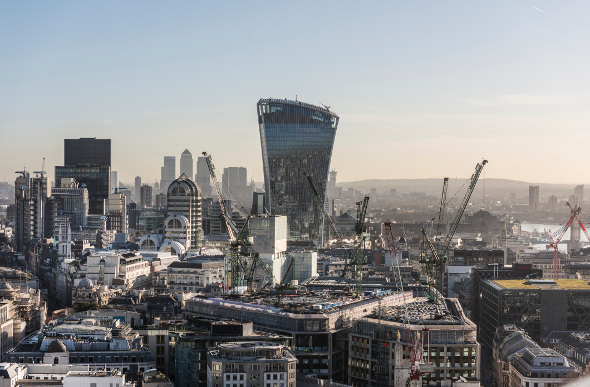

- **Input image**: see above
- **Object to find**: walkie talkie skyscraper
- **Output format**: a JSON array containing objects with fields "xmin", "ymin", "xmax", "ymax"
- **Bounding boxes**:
[{"xmin": 257, "ymin": 98, "xmax": 338, "ymax": 242}]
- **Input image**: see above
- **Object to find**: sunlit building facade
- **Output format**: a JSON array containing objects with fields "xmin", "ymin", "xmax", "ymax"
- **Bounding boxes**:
[{"xmin": 257, "ymin": 98, "xmax": 338, "ymax": 242}]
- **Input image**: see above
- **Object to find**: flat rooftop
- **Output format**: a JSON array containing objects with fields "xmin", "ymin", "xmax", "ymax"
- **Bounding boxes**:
[{"xmin": 489, "ymin": 279, "xmax": 590, "ymax": 290}]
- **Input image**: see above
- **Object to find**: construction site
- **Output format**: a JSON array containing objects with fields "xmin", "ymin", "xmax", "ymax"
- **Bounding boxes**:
[{"xmin": 189, "ymin": 154, "xmax": 490, "ymax": 386}]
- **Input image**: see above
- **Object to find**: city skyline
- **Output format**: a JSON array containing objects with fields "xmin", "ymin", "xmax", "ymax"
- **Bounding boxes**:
[{"xmin": 3, "ymin": 1, "xmax": 590, "ymax": 185}]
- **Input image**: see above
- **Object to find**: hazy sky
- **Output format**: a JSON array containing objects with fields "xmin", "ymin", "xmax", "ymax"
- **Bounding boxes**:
[{"xmin": 2, "ymin": 1, "xmax": 590, "ymax": 186}]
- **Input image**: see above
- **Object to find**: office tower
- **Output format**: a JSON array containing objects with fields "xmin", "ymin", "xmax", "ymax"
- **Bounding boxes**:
[
  {"xmin": 14, "ymin": 172, "xmax": 51, "ymax": 251},
  {"xmin": 179, "ymin": 149, "xmax": 193, "ymax": 179},
  {"xmin": 528, "ymin": 186, "xmax": 539, "ymax": 212},
  {"xmin": 195, "ymin": 156, "xmax": 212, "ymax": 198},
  {"xmin": 164, "ymin": 175, "xmax": 203, "ymax": 252},
  {"xmin": 575, "ymin": 185, "xmax": 584, "ymax": 204},
  {"xmin": 46, "ymin": 180, "xmax": 89, "ymax": 238},
  {"xmin": 140, "ymin": 184, "xmax": 153, "ymax": 208},
  {"xmin": 510, "ymin": 192, "xmax": 517, "ymax": 204},
  {"xmin": 221, "ymin": 167, "xmax": 251, "ymax": 204},
  {"xmin": 106, "ymin": 192, "xmax": 127, "ymax": 234},
  {"xmin": 55, "ymin": 138, "xmax": 111, "ymax": 215},
  {"xmin": 134, "ymin": 176, "xmax": 141, "ymax": 202},
  {"xmin": 14, "ymin": 172, "xmax": 31, "ymax": 252},
  {"xmin": 390, "ymin": 189, "xmax": 397, "ymax": 198},
  {"xmin": 160, "ymin": 156, "xmax": 176, "ymax": 192},
  {"xmin": 257, "ymin": 98, "xmax": 339, "ymax": 241},
  {"xmin": 326, "ymin": 169, "xmax": 337, "ymax": 199},
  {"xmin": 110, "ymin": 171, "xmax": 118, "ymax": 194},
  {"xmin": 371, "ymin": 188, "xmax": 377, "ymax": 201}
]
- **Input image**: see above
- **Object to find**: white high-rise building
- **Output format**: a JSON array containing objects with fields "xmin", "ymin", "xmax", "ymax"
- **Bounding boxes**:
[
  {"xmin": 163, "ymin": 175, "xmax": 204, "ymax": 254},
  {"xmin": 180, "ymin": 149, "xmax": 193, "ymax": 179},
  {"xmin": 249, "ymin": 215, "xmax": 287, "ymax": 284},
  {"xmin": 111, "ymin": 171, "xmax": 118, "ymax": 194}
]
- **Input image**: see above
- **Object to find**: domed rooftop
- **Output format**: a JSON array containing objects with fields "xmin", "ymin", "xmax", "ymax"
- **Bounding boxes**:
[
  {"xmin": 47, "ymin": 340, "xmax": 67, "ymax": 353},
  {"xmin": 78, "ymin": 278, "xmax": 93, "ymax": 289},
  {"xmin": 168, "ymin": 174, "xmax": 200, "ymax": 196}
]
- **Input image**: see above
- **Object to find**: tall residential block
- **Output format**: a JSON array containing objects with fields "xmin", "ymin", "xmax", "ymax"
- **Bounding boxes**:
[
  {"xmin": 528, "ymin": 185, "xmax": 539, "ymax": 212},
  {"xmin": 257, "ymin": 98, "xmax": 338, "ymax": 242},
  {"xmin": 179, "ymin": 149, "xmax": 193, "ymax": 179},
  {"xmin": 55, "ymin": 138, "xmax": 111, "ymax": 215}
]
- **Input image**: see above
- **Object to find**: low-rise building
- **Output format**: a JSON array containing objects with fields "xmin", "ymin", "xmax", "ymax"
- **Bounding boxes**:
[
  {"xmin": 509, "ymin": 347, "xmax": 574, "ymax": 387},
  {"xmin": 493, "ymin": 325, "xmax": 539, "ymax": 387},
  {"xmin": 165, "ymin": 261, "xmax": 223, "ymax": 293},
  {"xmin": 4, "ymin": 318, "xmax": 156, "ymax": 375},
  {"xmin": 207, "ymin": 342, "xmax": 297, "ymax": 387}
]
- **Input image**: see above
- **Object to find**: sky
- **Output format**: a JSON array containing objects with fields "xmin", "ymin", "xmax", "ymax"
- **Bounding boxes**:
[{"xmin": 2, "ymin": 1, "xmax": 590, "ymax": 186}]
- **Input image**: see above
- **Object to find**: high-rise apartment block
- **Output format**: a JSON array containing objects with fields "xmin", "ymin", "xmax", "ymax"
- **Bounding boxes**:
[
  {"xmin": 528, "ymin": 185, "xmax": 539, "ymax": 212},
  {"xmin": 55, "ymin": 138, "xmax": 111, "ymax": 215},
  {"xmin": 179, "ymin": 149, "xmax": 193, "ymax": 179},
  {"xmin": 160, "ymin": 156, "xmax": 176, "ymax": 192},
  {"xmin": 257, "ymin": 98, "xmax": 338, "ymax": 242}
]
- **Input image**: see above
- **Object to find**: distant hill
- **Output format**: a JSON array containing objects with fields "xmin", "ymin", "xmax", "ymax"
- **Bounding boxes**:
[{"xmin": 337, "ymin": 178, "xmax": 586, "ymax": 198}]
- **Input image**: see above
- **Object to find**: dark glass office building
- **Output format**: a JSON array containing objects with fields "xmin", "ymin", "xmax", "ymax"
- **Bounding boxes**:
[
  {"xmin": 257, "ymin": 98, "xmax": 338, "ymax": 242},
  {"xmin": 55, "ymin": 138, "xmax": 111, "ymax": 215},
  {"xmin": 64, "ymin": 138, "xmax": 111, "ymax": 167}
]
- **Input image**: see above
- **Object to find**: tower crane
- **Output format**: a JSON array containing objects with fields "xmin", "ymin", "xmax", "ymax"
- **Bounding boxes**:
[
  {"xmin": 548, "ymin": 203, "xmax": 579, "ymax": 280},
  {"xmin": 384, "ymin": 221, "xmax": 429, "ymax": 385},
  {"xmin": 306, "ymin": 173, "xmax": 370, "ymax": 294},
  {"xmin": 421, "ymin": 160, "xmax": 487, "ymax": 295},
  {"xmin": 202, "ymin": 152, "xmax": 276, "ymax": 296},
  {"xmin": 34, "ymin": 158, "xmax": 46, "ymax": 178}
]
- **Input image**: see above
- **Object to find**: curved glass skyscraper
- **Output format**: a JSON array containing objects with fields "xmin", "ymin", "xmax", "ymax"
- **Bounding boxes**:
[{"xmin": 257, "ymin": 98, "xmax": 339, "ymax": 242}]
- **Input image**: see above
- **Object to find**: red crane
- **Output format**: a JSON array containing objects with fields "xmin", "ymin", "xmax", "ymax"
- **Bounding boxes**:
[
  {"xmin": 383, "ymin": 221, "xmax": 428, "ymax": 382},
  {"xmin": 548, "ymin": 203, "xmax": 578, "ymax": 280},
  {"xmin": 566, "ymin": 202, "xmax": 590, "ymax": 242}
]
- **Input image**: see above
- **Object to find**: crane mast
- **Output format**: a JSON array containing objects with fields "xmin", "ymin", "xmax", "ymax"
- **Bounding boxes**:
[
  {"xmin": 548, "ymin": 202, "xmax": 579, "ymax": 280},
  {"xmin": 202, "ymin": 152, "xmax": 278, "ymax": 297},
  {"xmin": 422, "ymin": 160, "xmax": 487, "ymax": 295}
]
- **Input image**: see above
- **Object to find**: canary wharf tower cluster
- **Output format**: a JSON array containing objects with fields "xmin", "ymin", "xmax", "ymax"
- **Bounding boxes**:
[{"xmin": 257, "ymin": 98, "xmax": 339, "ymax": 242}]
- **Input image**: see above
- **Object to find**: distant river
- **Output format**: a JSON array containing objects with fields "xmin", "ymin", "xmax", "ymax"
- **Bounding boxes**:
[{"xmin": 520, "ymin": 222, "xmax": 588, "ymax": 252}]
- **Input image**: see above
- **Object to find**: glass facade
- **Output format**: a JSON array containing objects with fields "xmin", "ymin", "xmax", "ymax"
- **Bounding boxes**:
[
  {"xmin": 55, "ymin": 166, "xmax": 110, "ymax": 215},
  {"xmin": 64, "ymin": 138, "xmax": 111, "ymax": 167},
  {"xmin": 257, "ymin": 99, "xmax": 338, "ymax": 242}
]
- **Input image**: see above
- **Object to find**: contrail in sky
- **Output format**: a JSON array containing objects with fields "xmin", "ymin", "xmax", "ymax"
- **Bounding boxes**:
[{"xmin": 532, "ymin": 6, "xmax": 547, "ymax": 13}]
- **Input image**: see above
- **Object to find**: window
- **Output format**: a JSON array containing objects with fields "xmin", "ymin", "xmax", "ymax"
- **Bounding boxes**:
[{"xmin": 157, "ymin": 335, "xmax": 165, "ymax": 344}]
